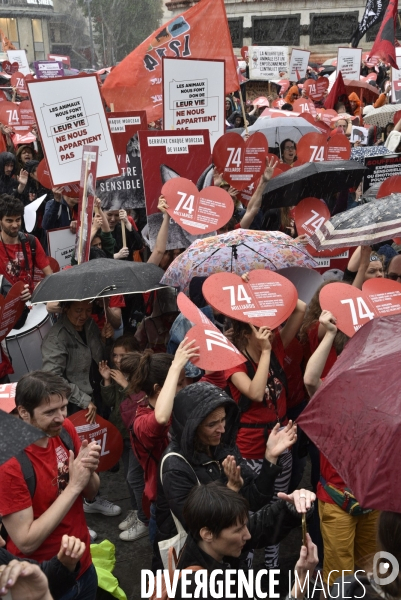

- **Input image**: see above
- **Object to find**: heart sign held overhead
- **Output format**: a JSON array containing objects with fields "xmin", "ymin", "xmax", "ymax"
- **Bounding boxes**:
[
  {"xmin": 376, "ymin": 175, "xmax": 401, "ymax": 198},
  {"xmin": 177, "ymin": 293, "xmax": 246, "ymax": 371},
  {"xmin": 296, "ymin": 132, "xmax": 351, "ymax": 164},
  {"xmin": 212, "ymin": 132, "xmax": 268, "ymax": 191},
  {"xmin": 161, "ymin": 177, "xmax": 234, "ymax": 236},
  {"xmin": 319, "ymin": 279, "xmax": 401, "ymax": 338},
  {"xmin": 0, "ymin": 281, "xmax": 26, "ymax": 342},
  {"xmin": 294, "ymin": 197, "xmax": 349, "ymax": 258},
  {"xmin": 203, "ymin": 270, "xmax": 298, "ymax": 329},
  {"xmin": 304, "ymin": 77, "xmax": 329, "ymax": 101},
  {"xmin": 10, "ymin": 72, "xmax": 28, "ymax": 97},
  {"xmin": 2, "ymin": 61, "xmax": 19, "ymax": 75},
  {"xmin": 293, "ymin": 98, "xmax": 317, "ymax": 117},
  {"xmin": 68, "ymin": 412, "xmax": 123, "ymax": 472}
]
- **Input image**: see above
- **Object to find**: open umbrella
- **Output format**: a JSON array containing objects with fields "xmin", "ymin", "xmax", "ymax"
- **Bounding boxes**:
[
  {"xmin": 262, "ymin": 160, "xmax": 366, "ymax": 210},
  {"xmin": 363, "ymin": 103, "xmax": 401, "ymax": 128},
  {"xmin": 247, "ymin": 116, "xmax": 320, "ymax": 148},
  {"xmin": 0, "ymin": 409, "xmax": 44, "ymax": 465},
  {"xmin": 160, "ymin": 229, "xmax": 317, "ymax": 294},
  {"xmin": 350, "ymin": 145, "xmax": 389, "ymax": 164},
  {"xmin": 297, "ymin": 315, "xmax": 401, "ymax": 512},
  {"xmin": 311, "ymin": 194, "xmax": 401, "ymax": 250},
  {"xmin": 343, "ymin": 79, "xmax": 379, "ymax": 104},
  {"xmin": 31, "ymin": 258, "xmax": 166, "ymax": 303}
]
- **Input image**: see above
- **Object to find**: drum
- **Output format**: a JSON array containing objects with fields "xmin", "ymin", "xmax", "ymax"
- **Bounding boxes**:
[{"xmin": 6, "ymin": 304, "xmax": 53, "ymax": 382}]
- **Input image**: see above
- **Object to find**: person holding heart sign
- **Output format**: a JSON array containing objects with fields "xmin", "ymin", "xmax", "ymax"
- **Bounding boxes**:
[
  {"xmin": 303, "ymin": 310, "xmax": 379, "ymax": 592},
  {"xmin": 224, "ymin": 292, "xmax": 306, "ymax": 571}
]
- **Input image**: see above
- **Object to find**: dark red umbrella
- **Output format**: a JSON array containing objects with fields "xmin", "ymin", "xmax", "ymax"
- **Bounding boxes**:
[{"xmin": 297, "ymin": 314, "xmax": 401, "ymax": 512}]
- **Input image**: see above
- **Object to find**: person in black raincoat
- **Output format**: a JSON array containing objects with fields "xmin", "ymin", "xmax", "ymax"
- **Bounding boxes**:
[
  {"xmin": 153, "ymin": 381, "xmax": 298, "ymax": 570},
  {"xmin": 0, "ymin": 151, "xmax": 28, "ymax": 197}
]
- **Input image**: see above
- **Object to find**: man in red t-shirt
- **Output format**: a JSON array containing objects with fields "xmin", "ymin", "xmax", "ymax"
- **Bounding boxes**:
[
  {"xmin": 0, "ymin": 371, "xmax": 101, "ymax": 600},
  {"xmin": 0, "ymin": 195, "xmax": 52, "ymax": 293}
]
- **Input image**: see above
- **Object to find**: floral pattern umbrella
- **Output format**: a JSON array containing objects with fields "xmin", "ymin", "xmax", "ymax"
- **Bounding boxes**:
[{"xmin": 161, "ymin": 229, "xmax": 318, "ymax": 294}]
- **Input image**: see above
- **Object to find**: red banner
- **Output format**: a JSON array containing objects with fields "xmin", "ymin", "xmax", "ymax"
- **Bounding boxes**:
[{"xmin": 102, "ymin": 0, "xmax": 239, "ymax": 121}]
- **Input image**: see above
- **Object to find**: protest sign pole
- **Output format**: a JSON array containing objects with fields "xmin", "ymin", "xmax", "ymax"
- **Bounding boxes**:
[
  {"xmin": 77, "ymin": 156, "xmax": 90, "ymax": 265},
  {"xmin": 360, "ymin": 89, "xmax": 364, "ymax": 126},
  {"xmin": 110, "ymin": 101, "xmax": 126, "ymax": 246},
  {"xmin": 239, "ymin": 90, "xmax": 249, "ymax": 135}
]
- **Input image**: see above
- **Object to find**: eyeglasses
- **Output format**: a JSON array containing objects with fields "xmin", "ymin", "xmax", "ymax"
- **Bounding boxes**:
[
  {"xmin": 387, "ymin": 273, "xmax": 401, "ymax": 281},
  {"xmin": 284, "ymin": 146, "xmax": 296, "ymax": 151}
]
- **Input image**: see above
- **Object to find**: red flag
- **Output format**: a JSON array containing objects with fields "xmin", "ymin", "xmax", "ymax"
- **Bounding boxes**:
[
  {"xmin": 102, "ymin": 0, "xmax": 239, "ymax": 121},
  {"xmin": 368, "ymin": 0, "xmax": 399, "ymax": 69},
  {"xmin": 324, "ymin": 70, "xmax": 352, "ymax": 112}
]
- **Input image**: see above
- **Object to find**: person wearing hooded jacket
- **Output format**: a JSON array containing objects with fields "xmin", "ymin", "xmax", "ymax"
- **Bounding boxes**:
[
  {"xmin": 0, "ymin": 151, "xmax": 28, "ymax": 197},
  {"xmin": 153, "ymin": 381, "xmax": 298, "ymax": 570},
  {"xmin": 348, "ymin": 92, "xmax": 361, "ymax": 119}
]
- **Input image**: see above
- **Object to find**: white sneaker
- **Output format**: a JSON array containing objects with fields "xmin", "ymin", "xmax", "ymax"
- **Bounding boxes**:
[
  {"xmin": 83, "ymin": 496, "xmax": 122, "ymax": 516},
  {"xmin": 88, "ymin": 527, "xmax": 97, "ymax": 543},
  {"xmin": 119, "ymin": 510, "xmax": 138, "ymax": 531},
  {"xmin": 119, "ymin": 520, "xmax": 148, "ymax": 541}
]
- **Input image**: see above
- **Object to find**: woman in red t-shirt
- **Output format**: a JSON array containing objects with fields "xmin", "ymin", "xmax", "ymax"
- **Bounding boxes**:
[{"xmin": 224, "ymin": 298, "xmax": 306, "ymax": 570}]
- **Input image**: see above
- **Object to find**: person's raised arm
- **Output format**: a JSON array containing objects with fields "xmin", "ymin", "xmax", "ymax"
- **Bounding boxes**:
[
  {"xmin": 304, "ymin": 310, "xmax": 337, "ymax": 397},
  {"xmin": 154, "ymin": 338, "xmax": 199, "ymax": 425},
  {"xmin": 148, "ymin": 196, "xmax": 170, "ymax": 266},
  {"xmin": 352, "ymin": 245, "xmax": 371, "ymax": 290},
  {"xmin": 229, "ymin": 325, "xmax": 272, "ymax": 402},
  {"xmin": 94, "ymin": 198, "xmax": 110, "ymax": 233},
  {"xmin": 279, "ymin": 299, "xmax": 307, "ymax": 349},
  {"xmin": 240, "ymin": 156, "xmax": 278, "ymax": 229}
]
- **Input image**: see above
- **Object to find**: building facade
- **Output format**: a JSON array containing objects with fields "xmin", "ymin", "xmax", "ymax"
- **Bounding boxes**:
[
  {"xmin": 0, "ymin": 0, "xmax": 53, "ymax": 62},
  {"xmin": 164, "ymin": 0, "xmax": 395, "ymax": 61}
]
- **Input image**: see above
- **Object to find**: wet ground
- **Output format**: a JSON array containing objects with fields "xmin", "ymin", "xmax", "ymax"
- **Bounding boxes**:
[{"xmin": 87, "ymin": 461, "xmax": 312, "ymax": 600}]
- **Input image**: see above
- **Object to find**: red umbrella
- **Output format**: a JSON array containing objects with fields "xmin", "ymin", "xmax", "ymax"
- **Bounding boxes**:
[
  {"xmin": 297, "ymin": 314, "xmax": 401, "ymax": 513},
  {"xmin": 343, "ymin": 78, "xmax": 379, "ymax": 104}
]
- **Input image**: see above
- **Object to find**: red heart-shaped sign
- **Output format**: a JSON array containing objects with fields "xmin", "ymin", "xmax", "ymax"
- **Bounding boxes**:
[
  {"xmin": 301, "ymin": 111, "xmax": 331, "ymax": 134},
  {"xmin": 161, "ymin": 177, "xmax": 234, "ymax": 236},
  {"xmin": 2, "ymin": 61, "xmax": 19, "ymax": 75},
  {"xmin": 203, "ymin": 270, "xmax": 298, "ymax": 329},
  {"xmin": 294, "ymin": 197, "xmax": 348, "ymax": 258},
  {"xmin": 36, "ymin": 159, "xmax": 53, "ymax": 189},
  {"xmin": 212, "ymin": 132, "xmax": 268, "ymax": 191},
  {"xmin": 362, "ymin": 278, "xmax": 401, "ymax": 318},
  {"xmin": 10, "ymin": 72, "xmax": 28, "ymax": 97},
  {"xmin": 320, "ymin": 279, "xmax": 401, "ymax": 337},
  {"xmin": 304, "ymin": 77, "xmax": 329, "ymax": 101},
  {"xmin": 293, "ymin": 98, "xmax": 317, "ymax": 117},
  {"xmin": 67, "ymin": 412, "xmax": 123, "ymax": 472},
  {"xmin": 319, "ymin": 282, "xmax": 376, "ymax": 337},
  {"xmin": 18, "ymin": 100, "xmax": 35, "ymax": 128},
  {"xmin": 316, "ymin": 108, "xmax": 338, "ymax": 127},
  {"xmin": 177, "ymin": 292, "xmax": 246, "ymax": 371},
  {"xmin": 376, "ymin": 175, "xmax": 401, "ymax": 198},
  {"xmin": 0, "ymin": 281, "xmax": 26, "ymax": 341},
  {"xmin": 272, "ymin": 98, "xmax": 286, "ymax": 109},
  {"xmin": 0, "ymin": 101, "xmax": 20, "ymax": 128},
  {"xmin": 296, "ymin": 132, "xmax": 351, "ymax": 164}
]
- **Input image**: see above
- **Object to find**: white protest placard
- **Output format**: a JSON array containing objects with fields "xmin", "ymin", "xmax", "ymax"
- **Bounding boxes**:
[
  {"xmin": 7, "ymin": 50, "xmax": 30, "ymax": 76},
  {"xmin": 288, "ymin": 49, "xmax": 310, "ymax": 80},
  {"xmin": 26, "ymin": 74, "xmax": 119, "ymax": 186},
  {"xmin": 162, "ymin": 58, "xmax": 224, "ymax": 149},
  {"xmin": 350, "ymin": 125, "xmax": 369, "ymax": 145},
  {"xmin": 249, "ymin": 46, "xmax": 289, "ymax": 80},
  {"xmin": 392, "ymin": 47, "xmax": 401, "ymax": 102},
  {"xmin": 47, "ymin": 226, "xmax": 76, "ymax": 268},
  {"xmin": 337, "ymin": 47, "xmax": 362, "ymax": 81}
]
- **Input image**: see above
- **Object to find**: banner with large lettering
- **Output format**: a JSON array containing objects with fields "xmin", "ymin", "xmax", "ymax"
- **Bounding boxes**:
[{"xmin": 97, "ymin": 111, "xmax": 147, "ymax": 211}]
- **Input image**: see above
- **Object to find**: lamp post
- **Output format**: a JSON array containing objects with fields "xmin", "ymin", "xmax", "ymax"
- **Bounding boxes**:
[{"xmin": 86, "ymin": 0, "xmax": 95, "ymax": 68}]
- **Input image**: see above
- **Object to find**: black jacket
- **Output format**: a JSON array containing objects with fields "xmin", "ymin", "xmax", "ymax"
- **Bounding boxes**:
[
  {"xmin": 0, "ymin": 152, "xmax": 20, "ymax": 196},
  {"xmin": 174, "ymin": 499, "xmax": 310, "ymax": 600},
  {"xmin": 0, "ymin": 547, "xmax": 79, "ymax": 600},
  {"xmin": 155, "ymin": 383, "xmax": 282, "ymax": 550}
]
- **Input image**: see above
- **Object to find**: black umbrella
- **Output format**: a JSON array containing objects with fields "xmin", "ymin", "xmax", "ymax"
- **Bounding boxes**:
[
  {"xmin": 31, "ymin": 259, "xmax": 166, "ymax": 303},
  {"xmin": 262, "ymin": 160, "xmax": 366, "ymax": 210},
  {"xmin": 0, "ymin": 410, "xmax": 44, "ymax": 465},
  {"xmin": 311, "ymin": 194, "xmax": 401, "ymax": 250}
]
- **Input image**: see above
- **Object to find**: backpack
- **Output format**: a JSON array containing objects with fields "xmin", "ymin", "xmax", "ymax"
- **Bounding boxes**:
[
  {"xmin": 15, "ymin": 426, "xmax": 74, "ymax": 497},
  {"xmin": 149, "ymin": 547, "xmax": 203, "ymax": 600}
]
